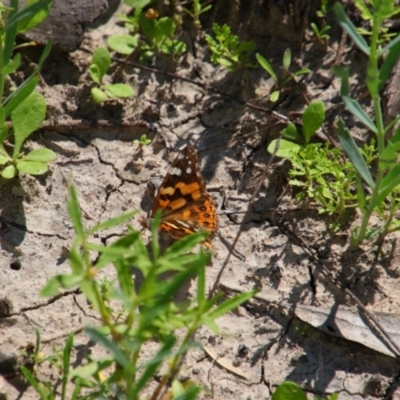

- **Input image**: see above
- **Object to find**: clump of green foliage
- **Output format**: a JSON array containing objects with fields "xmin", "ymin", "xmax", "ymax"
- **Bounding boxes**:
[
  {"xmin": 22, "ymin": 185, "xmax": 255, "ymax": 399},
  {"xmin": 256, "ymin": 49, "xmax": 310, "ymax": 102},
  {"xmin": 108, "ymin": 0, "xmax": 187, "ymax": 62},
  {"xmin": 272, "ymin": 381, "xmax": 338, "ymax": 400},
  {"xmin": 205, "ymin": 23, "xmax": 255, "ymax": 71},
  {"xmin": 0, "ymin": 0, "xmax": 56, "ymax": 178},
  {"xmin": 89, "ymin": 47, "xmax": 134, "ymax": 103}
]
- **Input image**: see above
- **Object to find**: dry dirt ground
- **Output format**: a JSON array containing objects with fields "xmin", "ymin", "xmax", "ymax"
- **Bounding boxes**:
[{"xmin": 1, "ymin": 1, "xmax": 400, "ymax": 399}]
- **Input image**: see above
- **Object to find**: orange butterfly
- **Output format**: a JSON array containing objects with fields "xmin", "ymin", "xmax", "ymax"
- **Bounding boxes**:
[{"xmin": 151, "ymin": 146, "xmax": 218, "ymax": 247}]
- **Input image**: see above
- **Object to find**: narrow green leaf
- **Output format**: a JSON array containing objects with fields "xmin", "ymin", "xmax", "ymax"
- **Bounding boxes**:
[
  {"xmin": 337, "ymin": 119, "xmax": 374, "ymax": 187},
  {"xmin": 377, "ymin": 164, "xmax": 400, "ymax": 205},
  {"xmin": 282, "ymin": 48, "xmax": 291, "ymax": 70},
  {"xmin": 22, "ymin": 148, "xmax": 57, "ymax": 162},
  {"xmin": 4, "ymin": 76, "xmax": 39, "ymax": 118},
  {"xmin": 3, "ymin": 0, "xmax": 18, "ymax": 66},
  {"xmin": 163, "ymin": 231, "xmax": 209, "ymax": 259},
  {"xmin": 333, "ymin": 66, "xmax": 377, "ymax": 133},
  {"xmin": 38, "ymin": 39, "xmax": 53, "ymax": 67},
  {"xmin": 333, "ymin": 2, "xmax": 369, "ymax": 56},
  {"xmin": 208, "ymin": 290, "xmax": 256, "ymax": 320},
  {"xmin": 104, "ymin": 83, "xmax": 134, "ymax": 98},
  {"xmin": 69, "ymin": 246, "xmax": 84, "ymax": 275},
  {"xmin": 16, "ymin": 160, "xmax": 48, "ymax": 175},
  {"xmin": 20, "ymin": 366, "xmax": 49, "ymax": 398},
  {"xmin": 302, "ymin": 100, "xmax": 325, "ymax": 144},
  {"xmin": 1, "ymin": 53, "xmax": 21, "ymax": 75},
  {"xmin": 70, "ymin": 358, "xmax": 114, "ymax": 378},
  {"xmin": 62, "ymin": 333, "xmax": 74, "ymax": 400},
  {"xmin": 85, "ymin": 327, "xmax": 129, "ymax": 368},
  {"xmin": 67, "ymin": 185, "xmax": 84, "ymax": 236},
  {"xmin": 256, "ymin": 53, "xmax": 278, "ymax": 83},
  {"xmin": 88, "ymin": 210, "xmax": 138, "ymax": 234},
  {"xmin": 40, "ymin": 276, "xmax": 62, "ymax": 297},
  {"xmin": 12, "ymin": 92, "xmax": 46, "ymax": 156},
  {"xmin": 378, "ymin": 36, "xmax": 400, "ymax": 91}
]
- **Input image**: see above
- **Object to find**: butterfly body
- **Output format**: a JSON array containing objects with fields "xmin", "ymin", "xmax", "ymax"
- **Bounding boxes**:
[{"xmin": 151, "ymin": 146, "xmax": 218, "ymax": 246}]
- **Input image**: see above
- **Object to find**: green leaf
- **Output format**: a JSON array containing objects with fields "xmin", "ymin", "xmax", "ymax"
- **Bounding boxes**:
[
  {"xmin": 379, "ymin": 140, "xmax": 400, "ymax": 169},
  {"xmin": 336, "ymin": 119, "xmax": 374, "ymax": 188},
  {"xmin": 68, "ymin": 186, "xmax": 84, "ymax": 236},
  {"xmin": 12, "ymin": 92, "xmax": 46, "ymax": 156},
  {"xmin": 256, "ymin": 53, "xmax": 278, "ymax": 83},
  {"xmin": 281, "ymin": 121, "xmax": 302, "ymax": 142},
  {"xmin": 85, "ymin": 327, "xmax": 129, "ymax": 368},
  {"xmin": 20, "ymin": 366, "xmax": 49, "ymax": 398},
  {"xmin": 16, "ymin": 160, "xmax": 48, "ymax": 175},
  {"xmin": 125, "ymin": 0, "xmax": 151, "ymax": 7},
  {"xmin": 88, "ymin": 210, "xmax": 137, "ymax": 234},
  {"xmin": 17, "ymin": 0, "xmax": 53, "ymax": 33},
  {"xmin": 91, "ymin": 47, "xmax": 110, "ymax": 81},
  {"xmin": 282, "ymin": 48, "xmax": 291, "ymax": 70},
  {"xmin": 22, "ymin": 148, "xmax": 56, "ymax": 162},
  {"xmin": 0, "ymin": 154, "xmax": 10, "ymax": 164},
  {"xmin": 270, "ymin": 90, "xmax": 280, "ymax": 102},
  {"xmin": 89, "ymin": 64, "xmax": 101, "ymax": 85},
  {"xmin": 107, "ymin": 34, "xmax": 139, "ymax": 55},
  {"xmin": 333, "ymin": 66, "xmax": 377, "ymax": 133},
  {"xmin": 91, "ymin": 87, "xmax": 107, "ymax": 104},
  {"xmin": 40, "ymin": 274, "xmax": 83, "ymax": 296},
  {"xmin": 302, "ymin": 100, "xmax": 325, "ymax": 144},
  {"xmin": 377, "ymin": 164, "xmax": 400, "ymax": 205},
  {"xmin": 2, "ymin": 164, "xmax": 17, "ymax": 178},
  {"xmin": 4, "ymin": 76, "xmax": 39, "ymax": 118},
  {"xmin": 1, "ymin": 53, "xmax": 21, "ymax": 75},
  {"xmin": 267, "ymin": 138, "xmax": 301, "ymax": 158},
  {"xmin": 333, "ymin": 2, "xmax": 369, "ymax": 56},
  {"xmin": 104, "ymin": 83, "xmax": 134, "ymax": 98},
  {"xmin": 62, "ymin": 333, "xmax": 74, "ymax": 400},
  {"xmin": 154, "ymin": 17, "xmax": 175, "ymax": 41},
  {"xmin": 208, "ymin": 290, "xmax": 256, "ymax": 320},
  {"xmin": 378, "ymin": 35, "xmax": 400, "ymax": 91},
  {"xmin": 272, "ymin": 381, "xmax": 307, "ymax": 400},
  {"xmin": 70, "ymin": 359, "xmax": 114, "ymax": 379}
]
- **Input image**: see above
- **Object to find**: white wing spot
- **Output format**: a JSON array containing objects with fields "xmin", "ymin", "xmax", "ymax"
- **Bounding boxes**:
[
  {"xmin": 188, "ymin": 160, "xmax": 192, "ymax": 165},
  {"xmin": 186, "ymin": 167, "xmax": 192, "ymax": 174},
  {"xmin": 170, "ymin": 167, "xmax": 182, "ymax": 176}
]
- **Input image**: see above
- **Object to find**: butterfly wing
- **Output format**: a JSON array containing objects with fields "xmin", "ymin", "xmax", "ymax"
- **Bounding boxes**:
[{"xmin": 151, "ymin": 146, "xmax": 218, "ymax": 241}]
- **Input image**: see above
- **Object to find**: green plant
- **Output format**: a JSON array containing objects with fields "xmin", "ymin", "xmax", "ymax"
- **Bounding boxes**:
[
  {"xmin": 256, "ymin": 49, "xmax": 310, "ymax": 102},
  {"xmin": 0, "ymin": 0, "xmax": 56, "ymax": 178},
  {"xmin": 108, "ymin": 0, "xmax": 187, "ymax": 62},
  {"xmin": 267, "ymin": 99, "xmax": 326, "ymax": 156},
  {"xmin": 133, "ymin": 133, "xmax": 151, "ymax": 146},
  {"xmin": 30, "ymin": 185, "xmax": 255, "ymax": 399},
  {"xmin": 272, "ymin": 381, "xmax": 338, "ymax": 400},
  {"xmin": 333, "ymin": 1, "xmax": 400, "ymax": 245},
  {"xmin": 353, "ymin": 0, "xmax": 400, "ymax": 43},
  {"xmin": 183, "ymin": 0, "xmax": 212, "ymax": 28},
  {"xmin": 205, "ymin": 23, "xmax": 255, "ymax": 72},
  {"xmin": 89, "ymin": 47, "xmax": 134, "ymax": 104},
  {"xmin": 311, "ymin": 22, "xmax": 331, "ymax": 42}
]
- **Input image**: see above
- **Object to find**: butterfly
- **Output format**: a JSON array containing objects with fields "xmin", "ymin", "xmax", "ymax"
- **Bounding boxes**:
[{"xmin": 151, "ymin": 145, "xmax": 218, "ymax": 247}]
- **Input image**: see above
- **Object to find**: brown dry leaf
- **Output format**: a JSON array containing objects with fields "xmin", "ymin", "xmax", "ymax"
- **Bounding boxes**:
[
  {"xmin": 203, "ymin": 345, "xmax": 251, "ymax": 381},
  {"xmin": 295, "ymin": 304, "xmax": 400, "ymax": 358}
]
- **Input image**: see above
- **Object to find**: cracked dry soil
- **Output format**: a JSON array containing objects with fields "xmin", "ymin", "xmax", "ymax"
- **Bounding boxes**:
[{"xmin": 1, "ymin": 1, "xmax": 400, "ymax": 399}]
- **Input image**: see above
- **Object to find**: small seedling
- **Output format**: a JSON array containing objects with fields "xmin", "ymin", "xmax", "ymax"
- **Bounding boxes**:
[
  {"xmin": 205, "ymin": 23, "xmax": 255, "ymax": 71},
  {"xmin": 108, "ymin": 7, "xmax": 187, "ymax": 61},
  {"xmin": 256, "ymin": 49, "xmax": 310, "ymax": 102},
  {"xmin": 133, "ymin": 133, "xmax": 151, "ymax": 146},
  {"xmin": 183, "ymin": 0, "xmax": 212, "ymax": 28},
  {"xmin": 272, "ymin": 381, "xmax": 338, "ymax": 400},
  {"xmin": 89, "ymin": 47, "xmax": 134, "ymax": 104},
  {"xmin": 311, "ymin": 22, "xmax": 331, "ymax": 42}
]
